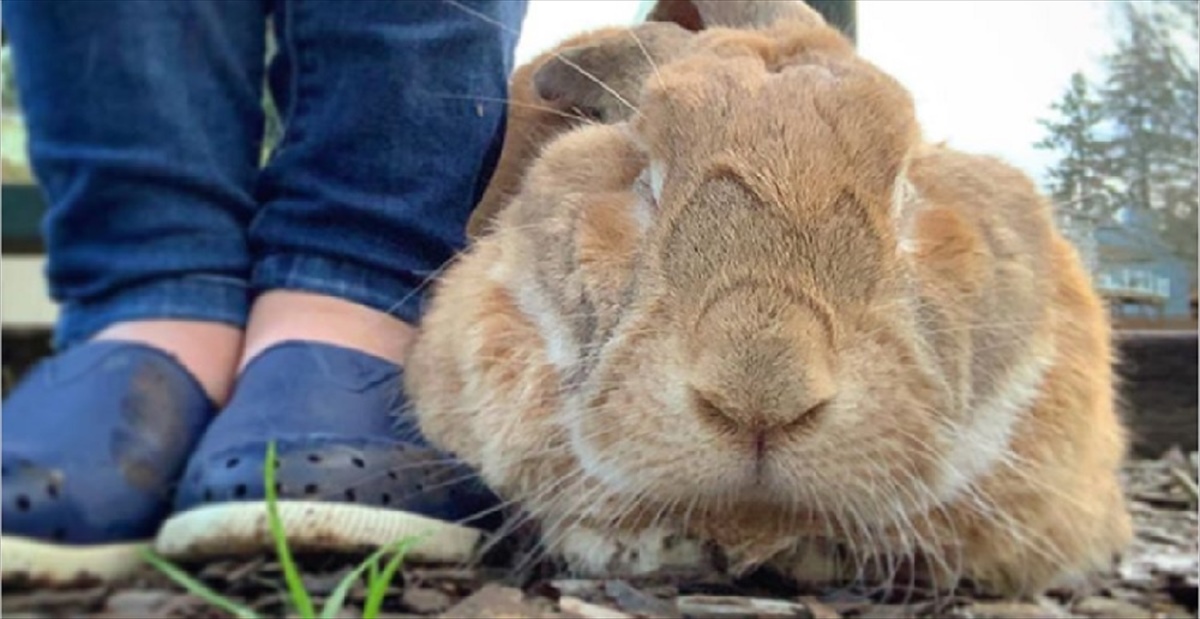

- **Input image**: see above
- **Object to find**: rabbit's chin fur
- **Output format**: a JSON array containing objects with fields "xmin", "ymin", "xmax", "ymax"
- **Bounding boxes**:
[{"xmin": 406, "ymin": 10, "xmax": 1132, "ymax": 599}]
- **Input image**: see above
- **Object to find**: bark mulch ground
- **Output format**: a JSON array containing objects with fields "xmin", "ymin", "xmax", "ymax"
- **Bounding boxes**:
[{"xmin": 4, "ymin": 448, "xmax": 1196, "ymax": 619}]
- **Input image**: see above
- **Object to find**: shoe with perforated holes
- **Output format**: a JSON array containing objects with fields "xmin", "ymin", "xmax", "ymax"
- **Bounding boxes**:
[
  {"xmin": 155, "ymin": 341, "xmax": 502, "ymax": 563},
  {"xmin": 1, "ymin": 342, "xmax": 217, "ymax": 585}
]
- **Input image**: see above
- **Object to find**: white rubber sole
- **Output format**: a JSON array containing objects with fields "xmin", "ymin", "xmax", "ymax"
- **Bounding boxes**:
[
  {"xmin": 1, "ymin": 536, "xmax": 147, "ymax": 585},
  {"xmin": 154, "ymin": 501, "xmax": 483, "ymax": 563}
]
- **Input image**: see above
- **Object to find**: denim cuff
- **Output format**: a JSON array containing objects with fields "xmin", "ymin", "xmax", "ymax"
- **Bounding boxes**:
[
  {"xmin": 54, "ymin": 275, "xmax": 251, "ymax": 350},
  {"xmin": 252, "ymin": 253, "xmax": 428, "ymax": 327}
]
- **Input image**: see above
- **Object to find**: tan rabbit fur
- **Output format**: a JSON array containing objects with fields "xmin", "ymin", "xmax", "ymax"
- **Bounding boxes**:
[{"xmin": 407, "ymin": 1, "xmax": 1132, "ymax": 598}]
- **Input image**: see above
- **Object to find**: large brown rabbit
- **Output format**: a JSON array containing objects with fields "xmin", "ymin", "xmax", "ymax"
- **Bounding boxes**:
[{"xmin": 409, "ymin": 0, "xmax": 1132, "ymax": 598}]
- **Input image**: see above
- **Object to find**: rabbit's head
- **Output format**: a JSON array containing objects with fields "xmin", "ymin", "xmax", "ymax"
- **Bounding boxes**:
[{"xmin": 557, "ymin": 18, "xmax": 941, "ymax": 524}]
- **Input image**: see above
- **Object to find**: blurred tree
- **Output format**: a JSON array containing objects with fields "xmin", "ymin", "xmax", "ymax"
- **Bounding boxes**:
[
  {"xmin": 1036, "ymin": 1, "xmax": 1197, "ymax": 279},
  {"xmin": 1099, "ymin": 0, "xmax": 1197, "ymax": 273},
  {"xmin": 1035, "ymin": 71, "xmax": 1114, "ymax": 222}
]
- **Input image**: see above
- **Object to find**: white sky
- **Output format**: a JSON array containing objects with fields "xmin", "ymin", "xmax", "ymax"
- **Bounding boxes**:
[{"xmin": 513, "ymin": 0, "xmax": 1118, "ymax": 187}]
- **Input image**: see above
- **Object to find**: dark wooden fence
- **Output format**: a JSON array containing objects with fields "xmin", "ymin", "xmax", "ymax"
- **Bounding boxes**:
[{"xmin": 1118, "ymin": 331, "xmax": 1198, "ymax": 457}]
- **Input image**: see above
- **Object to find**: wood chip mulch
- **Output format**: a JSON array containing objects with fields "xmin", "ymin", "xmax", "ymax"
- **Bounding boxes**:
[{"xmin": 4, "ymin": 449, "xmax": 1196, "ymax": 619}]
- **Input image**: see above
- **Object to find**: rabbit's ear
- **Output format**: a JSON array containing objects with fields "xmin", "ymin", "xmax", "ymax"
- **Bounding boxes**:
[
  {"xmin": 644, "ymin": 0, "xmax": 703, "ymax": 31},
  {"xmin": 531, "ymin": 41, "xmax": 627, "ymax": 116},
  {"xmin": 645, "ymin": 0, "xmax": 826, "ymax": 31},
  {"xmin": 530, "ymin": 23, "xmax": 693, "ymax": 122}
]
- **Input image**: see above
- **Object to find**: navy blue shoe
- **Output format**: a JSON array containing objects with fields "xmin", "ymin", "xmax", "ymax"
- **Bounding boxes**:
[
  {"xmin": 155, "ymin": 341, "xmax": 502, "ymax": 563},
  {"xmin": 1, "ymin": 341, "xmax": 216, "ymax": 584}
]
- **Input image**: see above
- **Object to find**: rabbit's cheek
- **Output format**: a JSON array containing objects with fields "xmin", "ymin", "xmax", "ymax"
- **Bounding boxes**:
[
  {"xmin": 569, "ymin": 329, "xmax": 717, "ymax": 500},
  {"xmin": 777, "ymin": 340, "xmax": 947, "ymax": 509},
  {"xmin": 929, "ymin": 350, "xmax": 1055, "ymax": 503},
  {"xmin": 570, "ymin": 371, "xmax": 680, "ymax": 489}
]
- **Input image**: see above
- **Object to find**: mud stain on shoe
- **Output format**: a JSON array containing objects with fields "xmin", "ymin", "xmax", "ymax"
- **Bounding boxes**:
[{"xmin": 112, "ymin": 359, "xmax": 189, "ymax": 494}]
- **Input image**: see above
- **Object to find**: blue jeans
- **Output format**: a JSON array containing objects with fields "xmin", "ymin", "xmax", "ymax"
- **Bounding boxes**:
[{"xmin": 4, "ymin": 0, "xmax": 527, "ymax": 349}]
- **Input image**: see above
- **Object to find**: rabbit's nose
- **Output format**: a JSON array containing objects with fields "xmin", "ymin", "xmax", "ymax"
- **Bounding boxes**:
[{"xmin": 691, "ymin": 386, "xmax": 830, "ymax": 437}]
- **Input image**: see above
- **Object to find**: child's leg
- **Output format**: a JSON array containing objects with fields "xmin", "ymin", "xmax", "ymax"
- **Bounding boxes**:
[
  {"xmin": 1, "ymin": 0, "xmax": 267, "ymax": 583},
  {"xmin": 159, "ymin": 0, "xmax": 528, "ymax": 563}
]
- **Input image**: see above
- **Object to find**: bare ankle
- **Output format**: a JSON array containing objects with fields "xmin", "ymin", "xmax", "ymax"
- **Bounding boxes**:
[
  {"xmin": 240, "ymin": 290, "xmax": 416, "ymax": 371},
  {"xmin": 92, "ymin": 320, "xmax": 243, "ymax": 405}
]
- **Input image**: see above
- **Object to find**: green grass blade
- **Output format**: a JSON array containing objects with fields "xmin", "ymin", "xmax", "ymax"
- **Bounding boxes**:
[
  {"xmin": 264, "ymin": 441, "xmax": 317, "ymax": 619},
  {"xmin": 319, "ymin": 535, "xmax": 424, "ymax": 619},
  {"xmin": 319, "ymin": 549, "xmax": 384, "ymax": 619},
  {"xmin": 139, "ymin": 547, "xmax": 260, "ymax": 619},
  {"xmin": 368, "ymin": 557, "xmax": 380, "ymax": 581},
  {"xmin": 362, "ymin": 535, "xmax": 425, "ymax": 619}
]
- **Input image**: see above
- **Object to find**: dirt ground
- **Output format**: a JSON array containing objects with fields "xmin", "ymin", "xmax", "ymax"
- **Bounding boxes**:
[{"xmin": 3, "ymin": 449, "xmax": 1196, "ymax": 619}]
